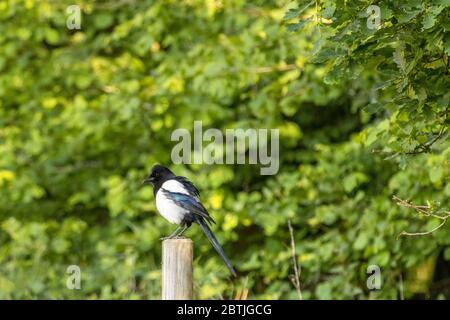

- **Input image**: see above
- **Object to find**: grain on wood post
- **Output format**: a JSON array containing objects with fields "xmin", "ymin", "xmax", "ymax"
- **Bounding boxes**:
[{"xmin": 162, "ymin": 238, "xmax": 193, "ymax": 300}]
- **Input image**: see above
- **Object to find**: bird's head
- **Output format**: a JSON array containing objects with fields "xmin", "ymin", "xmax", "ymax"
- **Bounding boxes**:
[{"xmin": 142, "ymin": 164, "xmax": 174, "ymax": 185}]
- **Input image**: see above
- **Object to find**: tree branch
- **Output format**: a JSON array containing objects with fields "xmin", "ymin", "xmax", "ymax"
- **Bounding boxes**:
[
  {"xmin": 405, "ymin": 127, "xmax": 447, "ymax": 155},
  {"xmin": 393, "ymin": 195, "xmax": 450, "ymax": 238},
  {"xmin": 288, "ymin": 219, "xmax": 303, "ymax": 300},
  {"xmin": 372, "ymin": 125, "xmax": 448, "ymax": 158}
]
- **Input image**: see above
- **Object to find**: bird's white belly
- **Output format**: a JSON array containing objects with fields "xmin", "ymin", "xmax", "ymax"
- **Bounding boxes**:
[{"xmin": 155, "ymin": 190, "xmax": 186, "ymax": 224}]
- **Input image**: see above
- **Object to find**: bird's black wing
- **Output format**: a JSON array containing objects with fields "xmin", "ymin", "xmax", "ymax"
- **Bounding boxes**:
[
  {"xmin": 161, "ymin": 189, "xmax": 216, "ymax": 225},
  {"xmin": 173, "ymin": 176, "xmax": 200, "ymax": 198}
]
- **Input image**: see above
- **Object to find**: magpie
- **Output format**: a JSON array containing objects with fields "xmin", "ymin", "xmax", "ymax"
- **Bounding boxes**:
[{"xmin": 143, "ymin": 164, "xmax": 237, "ymax": 277}]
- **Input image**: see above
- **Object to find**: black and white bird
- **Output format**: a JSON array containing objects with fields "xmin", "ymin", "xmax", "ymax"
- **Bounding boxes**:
[{"xmin": 143, "ymin": 164, "xmax": 237, "ymax": 277}]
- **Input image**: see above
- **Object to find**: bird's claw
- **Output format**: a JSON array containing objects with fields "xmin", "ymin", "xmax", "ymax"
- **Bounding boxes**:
[{"xmin": 160, "ymin": 235, "xmax": 187, "ymax": 241}]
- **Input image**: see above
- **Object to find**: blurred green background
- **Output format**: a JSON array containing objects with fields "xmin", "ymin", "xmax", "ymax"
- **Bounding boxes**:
[{"xmin": 0, "ymin": 0, "xmax": 449, "ymax": 299}]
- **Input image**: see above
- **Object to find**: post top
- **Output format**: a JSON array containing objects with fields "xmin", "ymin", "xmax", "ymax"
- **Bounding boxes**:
[{"xmin": 162, "ymin": 237, "xmax": 193, "ymax": 244}]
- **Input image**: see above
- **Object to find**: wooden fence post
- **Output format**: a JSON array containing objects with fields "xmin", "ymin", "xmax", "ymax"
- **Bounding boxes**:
[{"xmin": 162, "ymin": 238, "xmax": 193, "ymax": 300}]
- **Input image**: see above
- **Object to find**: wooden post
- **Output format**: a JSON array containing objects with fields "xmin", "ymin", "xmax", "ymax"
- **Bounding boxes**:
[{"xmin": 162, "ymin": 238, "xmax": 193, "ymax": 300}]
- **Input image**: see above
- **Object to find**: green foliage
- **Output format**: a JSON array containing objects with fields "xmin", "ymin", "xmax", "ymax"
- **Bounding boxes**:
[
  {"xmin": 285, "ymin": 0, "xmax": 450, "ymax": 162},
  {"xmin": 0, "ymin": 0, "xmax": 449, "ymax": 299}
]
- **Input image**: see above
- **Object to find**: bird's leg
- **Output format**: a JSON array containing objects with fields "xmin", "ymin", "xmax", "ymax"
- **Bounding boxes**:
[
  {"xmin": 174, "ymin": 223, "xmax": 190, "ymax": 238},
  {"xmin": 160, "ymin": 224, "xmax": 183, "ymax": 240}
]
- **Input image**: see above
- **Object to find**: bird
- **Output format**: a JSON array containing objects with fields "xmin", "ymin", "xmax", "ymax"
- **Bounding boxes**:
[{"xmin": 143, "ymin": 164, "xmax": 237, "ymax": 277}]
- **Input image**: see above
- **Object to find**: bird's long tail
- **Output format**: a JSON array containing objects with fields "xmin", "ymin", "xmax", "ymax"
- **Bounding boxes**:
[{"xmin": 197, "ymin": 218, "xmax": 237, "ymax": 277}]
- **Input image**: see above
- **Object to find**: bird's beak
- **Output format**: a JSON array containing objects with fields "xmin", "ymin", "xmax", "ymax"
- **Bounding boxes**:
[{"xmin": 142, "ymin": 177, "xmax": 154, "ymax": 185}]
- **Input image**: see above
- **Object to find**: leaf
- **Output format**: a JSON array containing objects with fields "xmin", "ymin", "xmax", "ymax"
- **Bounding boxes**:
[
  {"xmin": 444, "ymin": 35, "xmax": 450, "ymax": 56},
  {"xmin": 393, "ymin": 44, "xmax": 407, "ymax": 73},
  {"xmin": 285, "ymin": 17, "xmax": 313, "ymax": 32},
  {"xmin": 376, "ymin": 251, "xmax": 390, "ymax": 266},
  {"xmin": 354, "ymin": 233, "xmax": 369, "ymax": 250},
  {"xmin": 283, "ymin": 1, "xmax": 314, "ymax": 21},
  {"xmin": 312, "ymin": 46, "xmax": 347, "ymax": 63},
  {"xmin": 423, "ymin": 5, "xmax": 445, "ymax": 30},
  {"xmin": 315, "ymin": 282, "xmax": 332, "ymax": 300},
  {"xmin": 322, "ymin": 1, "xmax": 336, "ymax": 19},
  {"xmin": 429, "ymin": 166, "xmax": 443, "ymax": 183},
  {"xmin": 44, "ymin": 28, "xmax": 59, "ymax": 45},
  {"xmin": 396, "ymin": 2, "xmax": 423, "ymax": 24},
  {"xmin": 364, "ymin": 102, "xmax": 383, "ymax": 114},
  {"xmin": 444, "ymin": 248, "xmax": 450, "ymax": 260},
  {"xmin": 94, "ymin": 13, "xmax": 114, "ymax": 29}
]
